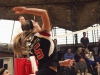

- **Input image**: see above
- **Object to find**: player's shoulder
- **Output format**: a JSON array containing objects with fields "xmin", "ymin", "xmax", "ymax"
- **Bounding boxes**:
[{"xmin": 39, "ymin": 31, "xmax": 50, "ymax": 36}]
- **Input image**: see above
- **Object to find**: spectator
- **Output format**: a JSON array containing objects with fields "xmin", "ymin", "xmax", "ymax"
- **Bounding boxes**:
[
  {"xmin": 76, "ymin": 57, "xmax": 92, "ymax": 75},
  {"xmin": 64, "ymin": 48, "xmax": 76, "ymax": 75},
  {"xmin": 64, "ymin": 48, "xmax": 74, "ymax": 60},
  {"xmin": 84, "ymin": 48, "xmax": 95, "ymax": 70},
  {"xmin": 19, "ymin": 16, "xmax": 41, "ymax": 32},
  {"xmin": 18, "ymin": 16, "xmax": 25, "ymax": 24},
  {"xmin": 80, "ymin": 32, "xmax": 89, "ymax": 49},
  {"xmin": 0, "ymin": 68, "xmax": 11, "ymax": 75},
  {"xmin": 74, "ymin": 47, "xmax": 85, "ymax": 63},
  {"xmin": 53, "ymin": 39, "xmax": 60, "ymax": 52},
  {"xmin": 53, "ymin": 39, "xmax": 61, "ymax": 60}
]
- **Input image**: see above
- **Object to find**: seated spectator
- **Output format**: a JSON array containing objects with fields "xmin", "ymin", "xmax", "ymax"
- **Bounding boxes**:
[
  {"xmin": 63, "ymin": 48, "xmax": 76, "ymax": 75},
  {"xmin": 64, "ymin": 48, "xmax": 74, "ymax": 60},
  {"xmin": 0, "ymin": 68, "xmax": 11, "ymax": 75},
  {"xmin": 95, "ymin": 53, "xmax": 100, "ymax": 75},
  {"xmin": 74, "ymin": 47, "xmax": 85, "ymax": 63},
  {"xmin": 76, "ymin": 57, "xmax": 92, "ymax": 75},
  {"xmin": 84, "ymin": 48, "xmax": 95, "ymax": 70},
  {"xmin": 64, "ymin": 48, "xmax": 76, "ymax": 67}
]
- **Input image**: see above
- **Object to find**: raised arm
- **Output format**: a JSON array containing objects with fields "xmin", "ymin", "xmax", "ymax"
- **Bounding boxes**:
[{"xmin": 13, "ymin": 7, "xmax": 51, "ymax": 32}]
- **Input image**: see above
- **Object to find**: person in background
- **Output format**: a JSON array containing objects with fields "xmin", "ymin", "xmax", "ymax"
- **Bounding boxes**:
[
  {"xmin": 74, "ymin": 47, "xmax": 85, "ymax": 63},
  {"xmin": 64, "ymin": 48, "xmax": 75, "ymax": 66},
  {"xmin": 64, "ymin": 48, "xmax": 76, "ymax": 75},
  {"xmin": 19, "ymin": 16, "xmax": 41, "ymax": 32},
  {"xmin": 80, "ymin": 32, "xmax": 89, "ymax": 49},
  {"xmin": 64, "ymin": 48, "xmax": 74, "ymax": 60},
  {"xmin": 84, "ymin": 48, "xmax": 95, "ymax": 70},
  {"xmin": 0, "ymin": 68, "xmax": 11, "ymax": 75},
  {"xmin": 53, "ymin": 39, "xmax": 61, "ymax": 60},
  {"xmin": 53, "ymin": 39, "xmax": 60, "ymax": 52},
  {"xmin": 76, "ymin": 57, "xmax": 91, "ymax": 75},
  {"xmin": 18, "ymin": 16, "xmax": 25, "ymax": 24}
]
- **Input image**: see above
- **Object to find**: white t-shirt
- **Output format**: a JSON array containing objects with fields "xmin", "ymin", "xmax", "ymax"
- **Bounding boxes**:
[{"xmin": 85, "ymin": 51, "xmax": 94, "ymax": 61}]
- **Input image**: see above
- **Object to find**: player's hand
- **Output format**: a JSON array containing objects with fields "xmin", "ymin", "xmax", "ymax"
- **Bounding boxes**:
[
  {"xmin": 62, "ymin": 59, "xmax": 75, "ymax": 68},
  {"xmin": 13, "ymin": 6, "xmax": 26, "ymax": 14}
]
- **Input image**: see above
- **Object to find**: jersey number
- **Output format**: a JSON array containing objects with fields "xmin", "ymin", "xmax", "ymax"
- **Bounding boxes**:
[{"xmin": 34, "ymin": 43, "xmax": 44, "ymax": 60}]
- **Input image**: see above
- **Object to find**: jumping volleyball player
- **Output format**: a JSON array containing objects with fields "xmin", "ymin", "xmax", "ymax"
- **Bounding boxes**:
[{"xmin": 13, "ymin": 6, "xmax": 74, "ymax": 75}]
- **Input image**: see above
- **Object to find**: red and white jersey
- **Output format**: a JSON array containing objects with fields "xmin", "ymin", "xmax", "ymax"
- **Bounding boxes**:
[{"xmin": 31, "ymin": 31, "xmax": 59, "ymax": 70}]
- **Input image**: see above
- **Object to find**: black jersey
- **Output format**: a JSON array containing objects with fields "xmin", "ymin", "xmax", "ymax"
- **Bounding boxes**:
[{"xmin": 31, "ymin": 32, "xmax": 59, "ymax": 70}]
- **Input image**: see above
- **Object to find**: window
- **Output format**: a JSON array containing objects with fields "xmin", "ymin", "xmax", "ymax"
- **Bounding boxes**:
[
  {"xmin": 52, "ymin": 24, "xmax": 100, "ymax": 45},
  {"xmin": 0, "ymin": 19, "xmax": 99, "ymax": 45},
  {"xmin": 0, "ymin": 19, "xmax": 22, "ymax": 44}
]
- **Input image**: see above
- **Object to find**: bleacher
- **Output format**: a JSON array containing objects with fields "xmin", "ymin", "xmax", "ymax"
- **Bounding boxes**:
[{"xmin": 57, "ymin": 44, "xmax": 99, "ymax": 75}]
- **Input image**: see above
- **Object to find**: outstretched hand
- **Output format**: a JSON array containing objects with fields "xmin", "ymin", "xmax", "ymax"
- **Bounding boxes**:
[
  {"xmin": 13, "ymin": 6, "xmax": 26, "ymax": 14},
  {"xmin": 59, "ymin": 59, "xmax": 75, "ymax": 68},
  {"xmin": 64, "ymin": 59, "xmax": 75, "ymax": 68}
]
